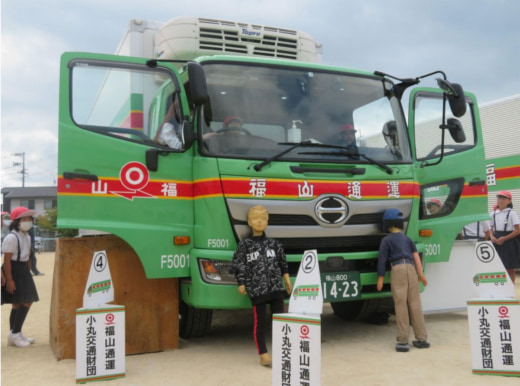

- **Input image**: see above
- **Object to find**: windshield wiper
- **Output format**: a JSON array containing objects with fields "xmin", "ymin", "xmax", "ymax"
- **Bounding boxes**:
[
  {"xmin": 253, "ymin": 141, "xmax": 394, "ymax": 174},
  {"xmin": 301, "ymin": 149, "xmax": 394, "ymax": 175},
  {"xmin": 253, "ymin": 140, "xmax": 335, "ymax": 171}
]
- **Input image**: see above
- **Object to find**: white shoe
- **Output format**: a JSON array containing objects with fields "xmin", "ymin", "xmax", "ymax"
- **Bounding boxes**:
[
  {"xmin": 10, "ymin": 332, "xmax": 30, "ymax": 348},
  {"xmin": 21, "ymin": 333, "xmax": 35, "ymax": 344},
  {"xmin": 8, "ymin": 330, "xmax": 34, "ymax": 345}
]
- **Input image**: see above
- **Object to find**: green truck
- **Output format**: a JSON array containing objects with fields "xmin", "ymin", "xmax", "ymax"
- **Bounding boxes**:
[{"xmin": 57, "ymin": 16, "xmax": 489, "ymax": 337}]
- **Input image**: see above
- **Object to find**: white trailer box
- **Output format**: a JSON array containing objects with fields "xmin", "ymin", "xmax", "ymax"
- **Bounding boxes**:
[
  {"xmin": 115, "ymin": 16, "xmax": 322, "ymax": 63},
  {"xmin": 479, "ymin": 94, "xmax": 520, "ymax": 211},
  {"xmin": 155, "ymin": 16, "xmax": 321, "ymax": 63}
]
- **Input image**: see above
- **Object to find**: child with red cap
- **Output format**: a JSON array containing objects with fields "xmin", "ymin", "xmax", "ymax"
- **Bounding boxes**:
[
  {"xmin": 490, "ymin": 190, "xmax": 520, "ymax": 283},
  {"xmin": 426, "ymin": 198, "xmax": 442, "ymax": 215},
  {"xmin": 2, "ymin": 207, "xmax": 40, "ymax": 347}
]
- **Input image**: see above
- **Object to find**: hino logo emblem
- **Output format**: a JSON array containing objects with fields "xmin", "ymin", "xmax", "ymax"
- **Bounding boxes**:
[{"xmin": 314, "ymin": 196, "xmax": 349, "ymax": 226}]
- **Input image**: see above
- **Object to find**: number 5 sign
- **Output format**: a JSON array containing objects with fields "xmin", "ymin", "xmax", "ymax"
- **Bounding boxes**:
[
  {"xmin": 476, "ymin": 242, "xmax": 496, "ymax": 263},
  {"xmin": 472, "ymin": 241, "xmax": 515, "ymax": 299}
]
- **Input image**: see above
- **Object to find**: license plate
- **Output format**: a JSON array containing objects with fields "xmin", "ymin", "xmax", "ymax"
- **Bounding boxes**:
[{"xmin": 321, "ymin": 272, "xmax": 361, "ymax": 302}]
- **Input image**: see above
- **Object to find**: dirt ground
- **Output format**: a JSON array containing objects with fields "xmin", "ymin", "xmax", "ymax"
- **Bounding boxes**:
[{"xmin": 1, "ymin": 252, "xmax": 520, "ymax": 385}]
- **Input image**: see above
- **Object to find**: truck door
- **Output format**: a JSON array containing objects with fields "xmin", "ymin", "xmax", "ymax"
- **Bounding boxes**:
[
  {"xmin": 408, "ymin": 88, "xmax": 488, "ymax": 262},
  {"xmin": 57, "ymin": 52, "xmax": 193, "ymax": 278}
]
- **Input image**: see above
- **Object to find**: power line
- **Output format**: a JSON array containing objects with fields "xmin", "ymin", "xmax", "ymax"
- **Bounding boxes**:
[
  {"xmin": 2, "ymin": 153, "xmax": 56, "ymax": 187},
  {"xmin": 11, "ymin": 152, "xmax": 27, "ymax": 187}
]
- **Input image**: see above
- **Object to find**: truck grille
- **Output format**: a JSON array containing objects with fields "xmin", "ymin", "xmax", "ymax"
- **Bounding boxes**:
[
  {"xmin": 287, "ymin": 257, "xmax": 378, "ymax": 276},
  {"xmin": 226, "ymin": 196, "xmax": 411, "ymax": 258},
  {"xmin": 279, "ymin": 235, "xmax": 385, "ymax": 255},
  {"xmin": 265, "ymin": 213, "xmax": 383, "ymax": 226}
]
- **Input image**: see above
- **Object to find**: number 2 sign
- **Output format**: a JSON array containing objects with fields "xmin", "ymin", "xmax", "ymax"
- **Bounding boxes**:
[{"xmin": 289, "ymin": 250, "xmax": 323, "ymax": 315}]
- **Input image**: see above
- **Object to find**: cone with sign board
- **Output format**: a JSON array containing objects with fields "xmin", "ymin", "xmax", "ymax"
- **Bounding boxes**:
[
  {"xmin": 467, "ymin": 241, "xmax": 519, "ymax": 377},
  {"xmin": 76, "ymin": 251, "xmax": 125, "ymax": 383},
  {"xmin": 273, "ymin": 250, "xmax": 322, "ymax": 386},
  {"xmin": 288, "ymin": 250, "xmax": 323, "ymax": 315},
  {"xmin": 82, "ymin": 251, "xmax": 114, "ymax": 308},
  {"xmin": 471, "ymin": 241, "xmax": 515, "ymax": 299}
]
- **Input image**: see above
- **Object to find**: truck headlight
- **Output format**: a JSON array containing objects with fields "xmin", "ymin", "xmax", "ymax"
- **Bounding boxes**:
[{"xmin": 199, "ymin": 259, "xmax": 237, "ymax": 284}]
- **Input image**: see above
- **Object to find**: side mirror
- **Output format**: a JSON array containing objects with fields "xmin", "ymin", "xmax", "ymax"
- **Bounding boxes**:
[
  {"xmin": 181, "ymin": 121, "xmax": 195, "ymax": 150},
  {"xmin": 188, "ymin": 62, "xmax": 209, "ymax": 106},
  {"xmin": 445, "ymin": 118, "xmax": 466, "ymax": 143},
  {"xmin": 436, "ymin": 79, "xmax": 466, "ymax": 118},
  {"xmin": 436, "ymin": 78, "xmax": 459, "ymax": 97},
  {"xmin": 447, "ymin": 83, "xmax": 466, "ymax": 118},
  {"xmin": 146, "ymin": 149, "xmax": 160, "ymax": 172}
]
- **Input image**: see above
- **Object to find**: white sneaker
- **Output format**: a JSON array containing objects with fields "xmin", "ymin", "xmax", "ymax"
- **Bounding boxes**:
[
  {"xmin": 10, "ymin": 332, "xmax": 30, "ymax": 348},
  {"xmin": 21, "ymin": 333, "xmax": 35, "ymax": 344},
  {"xmin": 8, "ymin": 330, "xmax": 34, "ymax": 345}
]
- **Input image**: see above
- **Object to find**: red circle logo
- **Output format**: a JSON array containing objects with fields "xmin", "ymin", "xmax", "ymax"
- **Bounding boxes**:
[
  {"xmin": 120, "ymin": 162, "xmax": 149, "ymax": 191},
  {"xmin": 106, "ymin": 313, "xmax": 115, "ymax": 323}
]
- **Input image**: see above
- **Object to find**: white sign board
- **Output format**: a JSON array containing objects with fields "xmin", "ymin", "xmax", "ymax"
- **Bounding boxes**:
[
  {"xmin": 273, "ymin": 250, "xmax": 322, "ymax": 385},
  {"xmin": 467, "ymin": 298, "xmax": 520, "ymax": 377},
  {"xmin": 83, "ymin": 251, "xmax": 114, "ymax": 308},
  {"xmin": 272, "ymin": 313, "xmax": 321, "ymax": 386},
  {"xmin": 288, "ymin": 250, "xmax": 323, "ymax": 315},
  {"xmin": 76, "ymin": 305, "xmax": 126, "ymax": 383}
]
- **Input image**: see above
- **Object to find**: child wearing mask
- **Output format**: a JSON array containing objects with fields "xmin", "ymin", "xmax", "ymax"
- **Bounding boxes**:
[{"xmin": 2, "ymin": 207, "xmax": 39, "ymax": 347}]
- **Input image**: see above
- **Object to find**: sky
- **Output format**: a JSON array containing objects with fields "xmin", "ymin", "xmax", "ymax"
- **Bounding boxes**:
[{"xmin": 1, "ymin": 0, "xmax": 519, "ymax": 188}]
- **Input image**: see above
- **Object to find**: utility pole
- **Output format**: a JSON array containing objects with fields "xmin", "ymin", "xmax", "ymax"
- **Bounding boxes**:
[{"xmin": 12, "ymin": 152, "xmax": 26, "ymax": 187}]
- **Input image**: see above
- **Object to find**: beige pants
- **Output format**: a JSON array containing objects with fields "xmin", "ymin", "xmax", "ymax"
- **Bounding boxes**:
[{"xmin": 391, "ymin": 263, "xmax": 427, "ymax": 344}]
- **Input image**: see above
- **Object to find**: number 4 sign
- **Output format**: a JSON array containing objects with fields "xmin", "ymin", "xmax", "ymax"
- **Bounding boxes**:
[
  {"xmin": 77, "ymin": 250, "xmax": 125, "ymax": 383},
  {"xmin": 83, "ymin": 251, "xmax": 115, "ymax": 308}
]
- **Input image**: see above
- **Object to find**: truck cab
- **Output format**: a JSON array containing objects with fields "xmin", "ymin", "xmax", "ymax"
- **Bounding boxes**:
[{"xmin": 58, "ymin": 17, "xmax": 488, "ymax": 337}]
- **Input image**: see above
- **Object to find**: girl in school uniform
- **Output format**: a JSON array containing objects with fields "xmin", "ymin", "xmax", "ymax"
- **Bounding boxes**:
[
  {"xmin": 2, "ymin": 207, "xmax": 40, "ymax": 347},
  {"xmin": 490, "ymin": 191, "xmax": 520, "ymax": 283}
]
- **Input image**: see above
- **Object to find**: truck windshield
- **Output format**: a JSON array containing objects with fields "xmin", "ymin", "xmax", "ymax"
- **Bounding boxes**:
[{"xmin": 200, "ymin": 63, "xmax": 411, "ymax": 163}]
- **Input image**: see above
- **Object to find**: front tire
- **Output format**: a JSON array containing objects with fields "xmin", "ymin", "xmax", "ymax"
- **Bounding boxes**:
[{"xmin": 179, "ymin": 300, "xmax": 213, "ymax": 338}]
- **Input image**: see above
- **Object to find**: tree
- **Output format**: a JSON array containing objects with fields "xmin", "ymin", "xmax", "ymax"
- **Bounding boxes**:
[{"xmin": 37, "ymin": 208, "xmax": 78, "ymax": 237}]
